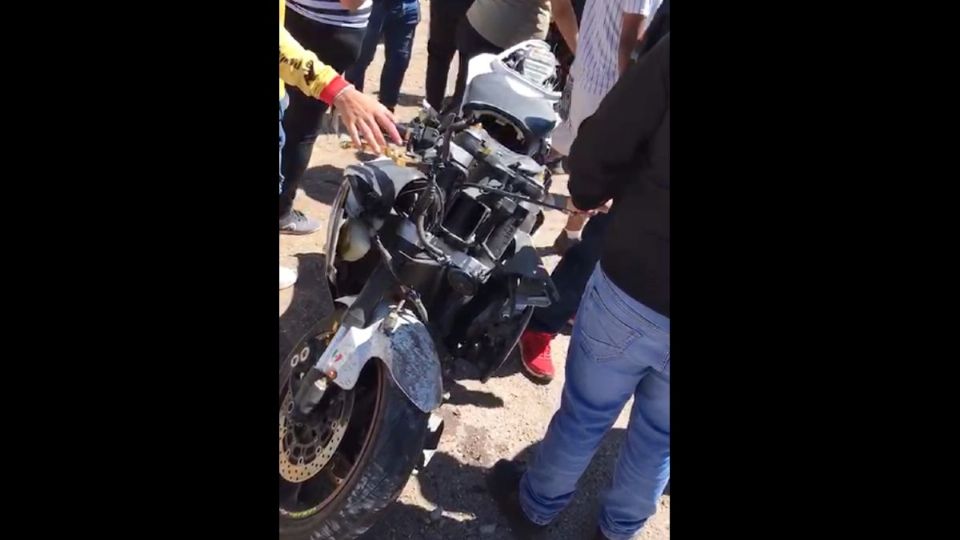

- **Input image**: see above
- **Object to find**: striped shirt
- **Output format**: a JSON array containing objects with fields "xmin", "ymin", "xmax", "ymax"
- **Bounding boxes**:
[
  {"xmin": 287, "ymin": 0, "xmax": 373, "ymax": 28},
  {"xmin": 571, "ymin": 0, "xmax": 653, "ymax": 97},
  {"xmin": 641, "ymin": 0, "xmax": 664, "ymax": 35}
]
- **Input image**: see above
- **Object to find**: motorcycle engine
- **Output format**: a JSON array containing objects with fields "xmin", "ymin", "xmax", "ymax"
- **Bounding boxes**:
[{"xmin": 436, "ymin": 126, "xmax": 546, "ymax": 266}]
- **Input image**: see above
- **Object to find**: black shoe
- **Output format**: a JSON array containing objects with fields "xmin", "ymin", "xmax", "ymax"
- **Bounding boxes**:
[{"xmin": 487, "ymin": 460, "xmax": 547, "ymax": 539}]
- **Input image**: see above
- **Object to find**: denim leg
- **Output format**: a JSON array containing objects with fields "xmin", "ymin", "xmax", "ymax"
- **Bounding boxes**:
[
  {"xmin": 519, "ymin": 265, "xmax": 670, "ymax": 536},
  {"xmin": 345, "ymin": 1, "xmax": 388, "ymax": 92},
  {"xmin": 529, "ymin": 213, "xmax": 611, "ymax": 334},
  {"xmin": 279, "ymin": 94, "xmax": 288, "ymax": 195},
  {"xmin": 379, "ymin": 1, "xmax": 419, "ymax": 108},
  {"xmin": 599, "ymin": 363, "xmax": 670, "ymax": 540}
]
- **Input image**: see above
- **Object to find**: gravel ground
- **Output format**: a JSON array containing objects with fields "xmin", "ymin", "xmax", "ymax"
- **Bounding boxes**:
[{"xmin": 279, "ymin": 4, "xmax": 669, "ymax": 538}]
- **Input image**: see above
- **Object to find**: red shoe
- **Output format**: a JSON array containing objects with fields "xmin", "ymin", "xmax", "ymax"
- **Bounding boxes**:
[{"xmin": 519, "ymin": 329, "xmax": 555, "ymax": 383}]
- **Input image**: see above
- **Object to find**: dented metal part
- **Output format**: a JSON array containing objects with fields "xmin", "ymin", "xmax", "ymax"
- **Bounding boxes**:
[{"xmin": 311, "ymin": 303, "xmax": 443, "ymax": 413}]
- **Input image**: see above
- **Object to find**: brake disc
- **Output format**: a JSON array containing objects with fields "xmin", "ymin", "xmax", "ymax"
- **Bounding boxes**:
[{"xmin": 279, "ymin": 386, "xmax": 354, "ymax": 483}]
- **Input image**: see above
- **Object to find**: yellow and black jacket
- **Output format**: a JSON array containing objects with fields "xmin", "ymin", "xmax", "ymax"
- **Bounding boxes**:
[{"xmin": 280, "ymin": 0, "xmax": 349, "ymax": 103}]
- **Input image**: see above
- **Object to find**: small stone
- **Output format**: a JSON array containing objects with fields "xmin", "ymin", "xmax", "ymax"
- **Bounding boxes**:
[
  {"xmin": 430, "ymin": 506, "xmax": 443, "ymax": 522},
  {"xmin": 479, "ymin": 523, "xmax": 497, "ymax": 536}
]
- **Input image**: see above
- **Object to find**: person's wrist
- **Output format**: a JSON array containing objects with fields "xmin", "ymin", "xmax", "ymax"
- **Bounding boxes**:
[
  {"xmin": 319, "ymin": 75, "xmax": 352, "ymax": 105},
  {"xmin": 332, "ymin": 83, "xmax": 355, "ymax": 106}
]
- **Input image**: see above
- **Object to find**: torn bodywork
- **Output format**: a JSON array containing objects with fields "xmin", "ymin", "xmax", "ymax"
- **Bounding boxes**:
[{"xmin": 293, "ymin": 303, "xmax": 443, "ymax": 416}]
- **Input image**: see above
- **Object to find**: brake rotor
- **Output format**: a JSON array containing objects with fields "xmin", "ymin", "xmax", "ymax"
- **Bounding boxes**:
[{"xmin": 279, "ymin": 385, "xmax": 355, "ymax": 483}]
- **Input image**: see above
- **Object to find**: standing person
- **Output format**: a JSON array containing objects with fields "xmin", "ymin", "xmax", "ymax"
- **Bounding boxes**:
[
  {"xmin": 280, "ymin": 0, "xmax": 401, "ymax": 289},
  {"xmin": 544, "ymin": 0, "xmax": 585, "ymax": 102},
  {"xmin": 549, "ymin": 0, "xmax": 657, "ymax": 254},
  {"xmin": 346, "ymin": 0, "xmax": 421, "ymax": 113},
  {"xmin": 449, "ymin": 0, "xmax": 579, "ymax": 113},
  {"xmin": 425, "ymin": 0, "xmax": 475, "ymax": 111},
  {"xmin": 280, "ymin": 0, "xmax": 373, "ymax": 236},
  {"xmin": 518, "ymin": 0, "xmax": 670, "ymax": 382},
  {"xmin": 487, "ymin": 34, "xmax": 670, "ymax": 540}
]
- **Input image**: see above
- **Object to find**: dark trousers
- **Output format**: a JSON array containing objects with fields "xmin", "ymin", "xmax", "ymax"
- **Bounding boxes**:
[
  {"xmin": 448, "ymin": 19, "xmax": 502, "ymax": 113},
  {"xmin": 346, "ymin": 0, "xmax": 420, "ymax": 109},
  {"xmin": 529, "ymin": 213, "xmax": 612, "ymax": 334},
  {"xmin": 425, "ymin": 0, "xmax": 474, "ymax": 110},
  {"xmin": 280, "ymin": 10, "xmax": 365, "ymax": 218}
]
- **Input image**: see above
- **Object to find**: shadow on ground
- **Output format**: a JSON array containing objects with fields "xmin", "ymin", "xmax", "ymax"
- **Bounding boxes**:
[
  {"xmin": 445, "ymin": 379, "xmax": 505, "ymax": 409},
  {"xmin": 300, "ymin": 165, "xmax": 345, "ymax": 206},
  {"xmin": 441, "ymin": 347, "xmax": 527, "ymax": 409},
  {"xmin": 361, "ymin": 429, "xmax": 643, "ymax": 539},
  {"xmin": 279, "ymin": 252, "xmax": 333, "ymax": 359},
  {"xmin": 397, "ymin": 92, "xmax": 425, "ymax": 108}
]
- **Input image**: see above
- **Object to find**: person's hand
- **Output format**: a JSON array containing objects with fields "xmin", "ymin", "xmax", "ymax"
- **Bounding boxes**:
[
  {"xmin": 566, "ymin": 197, "xmax": 585, "ymax": 214},
  {"xmin": 565, "ymin": 196, "xmax": 610, "ymax": 215},
  {"xmin": 333, "ymin": 86, "xmax": 402, "ymax": 154},
  {"xmin": 565, "ymin": 196, "xmax": 591, "ymax": 215}
]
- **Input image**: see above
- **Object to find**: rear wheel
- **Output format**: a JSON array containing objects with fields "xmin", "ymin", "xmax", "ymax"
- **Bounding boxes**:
[{"xmin": 279, "ymin": 317, "xmax": 429, "ymax": 540}]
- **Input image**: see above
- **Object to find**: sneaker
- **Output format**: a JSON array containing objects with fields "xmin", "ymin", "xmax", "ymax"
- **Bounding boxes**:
[
  {"xmin": 552, "ymin": 229, "xmax": 581, "ymax": 256},
  {"xmin": 519, "ymin": 329, "xmax": 555, "ymax": 383},
  {"xmin": 280, "ymin": 210, "xmax": 322, "ymax": 235},
  {"xmin": 487, "ymin": 460, "xmax": 547, "ymax": 539},
  {"xmin": 279, "ymin": 265, "xmax": 297, "ymax": 290}
]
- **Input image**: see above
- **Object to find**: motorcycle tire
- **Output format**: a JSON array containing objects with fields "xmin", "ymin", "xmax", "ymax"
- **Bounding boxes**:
[{"xmin": 280, "ymin": 323, "xmax": 430, "ymax": 540}]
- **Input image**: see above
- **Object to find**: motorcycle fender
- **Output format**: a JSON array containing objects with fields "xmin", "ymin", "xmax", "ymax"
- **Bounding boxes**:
[{"xmin": 312, "ymin": 305, "xmax": 443, "ymax": 413}]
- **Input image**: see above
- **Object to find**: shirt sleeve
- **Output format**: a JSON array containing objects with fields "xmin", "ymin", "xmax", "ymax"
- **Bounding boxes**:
[
  {"xmin": 624, "ymin": 0, "xmax": 651, "ymax": 16},
  {"xmin": 280, "ymin": 26, "xmax": 350, "ymax": 104}
]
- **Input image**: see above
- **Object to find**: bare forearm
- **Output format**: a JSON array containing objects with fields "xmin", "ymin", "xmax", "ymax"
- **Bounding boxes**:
[
  {"xmin": 618, "ymin": 39, "xmax": 632, "ymax": 75},
  {"xmin": 551, "ymin": 0, "xmax": 578, "ymax": 54},
  {"xmin": 619, "ymin": 13, "xmax": 644, "ymax": 75},
  {"xmin": 339, "ymin": 0, "xmax": 365, "ymax": 9}
]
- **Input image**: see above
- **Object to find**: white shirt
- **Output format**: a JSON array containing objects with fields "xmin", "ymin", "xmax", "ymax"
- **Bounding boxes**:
[
  {"xmin": 641, "ymin": 0, "xmax": 664, "ymax": 36},
  {"xmin": 287, "ymin": 0, "xmax": 373, "ymax": 29},
  {"xmin": 571, "ymin": 0, "xmax": 654, "ymax": 98}
]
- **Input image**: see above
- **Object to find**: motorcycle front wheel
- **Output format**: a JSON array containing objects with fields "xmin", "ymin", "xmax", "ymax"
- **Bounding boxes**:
[{"xmin": 279, "ymin": 317, "xmax": 429, "ymax": 540}]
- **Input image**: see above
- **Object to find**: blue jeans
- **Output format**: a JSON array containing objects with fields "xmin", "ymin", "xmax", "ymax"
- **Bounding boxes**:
[
  {"xmin": 346, "ymin": 0, "xmax": 420, "ymax": 109},
  {"xmin": 520, "ymin": 265, "xmax": 671, "ymax": 540},
  {"xmin": 279, "ymin": 94, "xmax": 288, "ymax": 194},
  {"xmin": 529, "ymin": 213, "xmax": 612, "ymax": 334}
]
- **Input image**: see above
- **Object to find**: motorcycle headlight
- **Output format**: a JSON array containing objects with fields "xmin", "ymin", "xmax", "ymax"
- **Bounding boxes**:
[{"xmin": 336, "ymin": 219, "xmax": 371, "ymax": 262}]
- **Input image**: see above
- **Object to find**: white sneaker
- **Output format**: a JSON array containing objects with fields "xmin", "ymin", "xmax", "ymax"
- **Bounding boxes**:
[{"xmin": 280, "ymin": 265, "xmax": 298, "ymax": 290}]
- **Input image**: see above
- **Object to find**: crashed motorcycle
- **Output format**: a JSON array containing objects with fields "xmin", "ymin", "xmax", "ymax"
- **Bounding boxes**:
[{"xmin": 279, "ymin": 40, "xmax": 563, "ymax": 540}]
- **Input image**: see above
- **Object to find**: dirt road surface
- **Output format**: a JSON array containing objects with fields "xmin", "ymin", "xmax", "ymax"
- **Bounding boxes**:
[{"xmin": 280, "ymin": 3, "xmax": 669, "ymax": 538}]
